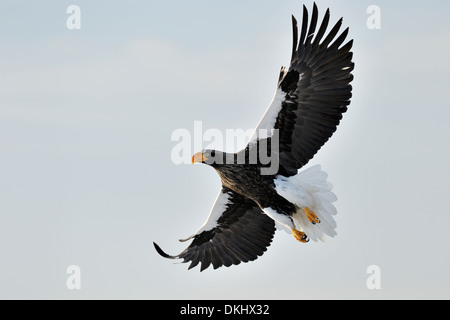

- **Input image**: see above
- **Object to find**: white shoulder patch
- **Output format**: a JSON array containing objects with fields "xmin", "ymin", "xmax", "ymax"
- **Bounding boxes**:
[{"xmin": 247, "ymin": 87, "xmax": 286, "ymax": 144}]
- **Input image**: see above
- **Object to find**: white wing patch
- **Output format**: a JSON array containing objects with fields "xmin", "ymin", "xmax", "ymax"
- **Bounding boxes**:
[
  {"xmin": 179, "ymin": 190, "xmax": 231, "ymax": 242},
  {"xmin": 262, "ymin": 207, "xmax": 295, "ymax": 230},
  {"xmin": 247, "ymin": 87, "xmax": 286, "ymax": 145}
]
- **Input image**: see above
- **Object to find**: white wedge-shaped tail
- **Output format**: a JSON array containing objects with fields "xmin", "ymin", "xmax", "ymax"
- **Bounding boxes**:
[{"xmin": 274, "ymin": 165, "xmax": 338, "ymax": 242}]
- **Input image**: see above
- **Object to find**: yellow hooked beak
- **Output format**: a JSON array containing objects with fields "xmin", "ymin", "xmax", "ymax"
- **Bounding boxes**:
[{"xmin": 192, "ymin": 152, "xmax": 207, "ymax": 164}]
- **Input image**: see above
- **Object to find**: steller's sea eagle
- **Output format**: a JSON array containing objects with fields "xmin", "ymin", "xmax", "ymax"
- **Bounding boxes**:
[{"xmin": 154, "ymin": 3, "xmax": 354, "ymax": 271}]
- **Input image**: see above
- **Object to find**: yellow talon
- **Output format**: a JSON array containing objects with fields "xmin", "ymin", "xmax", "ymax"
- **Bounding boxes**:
[
  {"xmin": 304, "ymin": 207, "xmax": 320, "ymax": 225},
  {"xmin": 291, "ymin": 229, "xmax": 309, "ymax": 243}
]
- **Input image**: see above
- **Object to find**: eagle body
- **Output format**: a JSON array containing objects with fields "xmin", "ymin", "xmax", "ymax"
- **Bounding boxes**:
[
  {"xmin": 210, "ymin": 152, "xmax": 296, "ymax": 218},
  {"xmin": 214, "ymin": 162, "xmax": 275, "ymax": 201},
  {"xmin": 154, "ymin": 3, "xmax": 354, "ymax": 271},
  {"xmin": 211, "ymin": 150, "xmax": 336, "ymax": 238}
]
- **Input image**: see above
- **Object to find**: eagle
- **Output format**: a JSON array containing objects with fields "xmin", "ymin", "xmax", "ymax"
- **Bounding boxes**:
[{"xmin": 154, "ymin": 3, "xmax": 354, "ymax": 271}]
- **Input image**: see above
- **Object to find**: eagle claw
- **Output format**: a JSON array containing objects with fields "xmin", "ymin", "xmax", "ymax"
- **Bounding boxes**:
[
  {"xmin": 304, "ymin": 207, "xmax": 320, "ymax": 225},
  {"xmin": 291, "ymin": 229, "xmax": 309, "ymax": 243}
]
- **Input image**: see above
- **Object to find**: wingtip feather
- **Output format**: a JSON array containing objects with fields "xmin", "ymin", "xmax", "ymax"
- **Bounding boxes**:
[{"xmin": 153, "ymin": 242, "xmax": 178, "ymax": 260}]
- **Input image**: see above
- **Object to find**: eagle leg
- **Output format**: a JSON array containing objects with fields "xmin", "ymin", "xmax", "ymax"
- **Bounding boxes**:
[
  {"xmin": 291, "ymin": 228, "xmax": 309, "ymax": 243},
  {"xmin": 304, "ymin": 207, "xmax": 320, "ymax": 225}
]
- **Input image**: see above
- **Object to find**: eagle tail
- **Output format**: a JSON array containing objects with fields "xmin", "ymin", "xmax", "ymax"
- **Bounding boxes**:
[{"xmin": 274, "ymin": 165, "xmax": 338, "ymax": 242}]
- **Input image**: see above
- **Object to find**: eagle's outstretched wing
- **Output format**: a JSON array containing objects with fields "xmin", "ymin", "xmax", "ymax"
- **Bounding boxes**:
[
  {"xmin": 153, "ymin": 188, "xmax": 275, "ymax": 271},
  {"xmin": 249, "ymin": 3, "xmax": 354, "ymax": 177}
]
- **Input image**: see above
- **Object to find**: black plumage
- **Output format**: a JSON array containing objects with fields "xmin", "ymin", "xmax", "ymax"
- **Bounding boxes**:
[{"xmin": 275, "ymin": 7, "xmax": 354, "ymax": 176}]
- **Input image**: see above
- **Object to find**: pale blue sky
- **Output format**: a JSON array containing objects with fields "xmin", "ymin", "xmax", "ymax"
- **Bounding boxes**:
[{"xmin": 1, "ymin": 0, "xmax": 449, "ymax": 299}]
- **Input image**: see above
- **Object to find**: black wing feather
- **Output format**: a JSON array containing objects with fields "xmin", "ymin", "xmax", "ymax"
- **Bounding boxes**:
[
  {"xmin": 274, "ymin": 4, "xmax": 354, "ymax": 176},
  {"xmin": 153, "ymin": 189, "xmax": 275, "ymax": 271}
]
